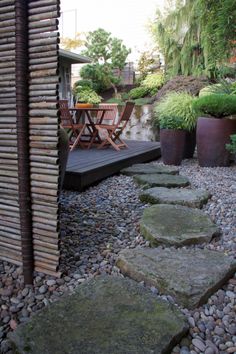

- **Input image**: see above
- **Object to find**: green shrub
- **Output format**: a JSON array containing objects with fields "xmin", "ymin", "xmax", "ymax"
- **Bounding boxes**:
[
  {"xmin": 199, "ymin": 81, "xmax": 236, "ymax": 97},
  {"xmin": 76, "ymin": 88, "xmax": 102, "ymax": 105},
  {"xmin": 154, "ymin": 92, "xmax": 198, "ymax": 131},
  {"xmin": 142, "ymin": 72, "xmax": 164, "ymax": 91},
  {"xmin": 121, "ymin": 92, "xmax": 130, "ymax": 101},
  {"xmin": 226, "ymin": 134, "xmax": 236, "ymax": 154},
  {"xmin": 129, "ymin": 86, "xmax": 149, "ymax": 99},
  {"xmin": 193, "ymin": 94, "xmax": 236, "ymax": 118},
  {"xmin": 74, "ymin": 79, "xmax": 93, "ymax": 89}
]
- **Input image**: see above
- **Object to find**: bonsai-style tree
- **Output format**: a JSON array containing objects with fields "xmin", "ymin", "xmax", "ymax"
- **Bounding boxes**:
[{"xmin": 80, "ymin": 28, "xmax": 131, "ymax": 97}]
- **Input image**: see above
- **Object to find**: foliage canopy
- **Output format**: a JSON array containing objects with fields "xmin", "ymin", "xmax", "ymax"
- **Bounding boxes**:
[
  {"xmin": 150, "ymin": 0, "xmax": 236, "ymax": 79},
  {"xmin": 80, "ymin": 28, "xmax": 131, "ymax": 95}
]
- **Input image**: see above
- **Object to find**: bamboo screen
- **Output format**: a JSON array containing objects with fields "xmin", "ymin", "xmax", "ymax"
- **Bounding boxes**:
[{"xmin": 0, "ymin": 0, "xmax": 61, "ymax": 281}]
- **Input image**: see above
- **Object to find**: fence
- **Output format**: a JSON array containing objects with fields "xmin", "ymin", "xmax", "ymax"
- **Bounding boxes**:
[{"xmin": 0, "ymin": 0, "xmax": 61, "ymax": 283}]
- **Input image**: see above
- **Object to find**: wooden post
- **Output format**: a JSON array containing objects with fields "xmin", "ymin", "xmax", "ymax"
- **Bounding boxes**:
[{"xmin": 15, "ymin": 0, "xmax": 34, "ymax": 284}]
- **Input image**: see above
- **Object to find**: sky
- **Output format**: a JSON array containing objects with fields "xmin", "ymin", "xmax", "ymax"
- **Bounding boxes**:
[{"xmin": 60, "ymin": 0, "xmax": 165, "ymax": 62}]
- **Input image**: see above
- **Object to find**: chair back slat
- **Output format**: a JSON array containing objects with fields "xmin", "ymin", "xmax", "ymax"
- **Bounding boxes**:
[
  {"xmin": 96, "ymin": 103, "xmax": 118, "ymax": 124},
  {"xmin": 117, "ymin": 101, "xmax": 135, "ymax": 125},
  {"xmin": 59, "ymin": 100, "xmax": 73, "ymax": 127}
]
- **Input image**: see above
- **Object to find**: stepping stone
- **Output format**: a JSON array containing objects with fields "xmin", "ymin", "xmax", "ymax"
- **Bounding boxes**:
[
  {"xmin": 116, "ymin": 248, "xmax": 236, "ymax": 309},
  {"xmin": 140, "ymin": 204, "xmax": 218, "ymax": 247},
  {"xmin": 134, "ymin": 174, "xmax": 190, "ymax": 189},
  {"xmin": 9, "ymin": 276, "xmax": 188, "ymax": 354},
  {"xmin": 140, "ymin": 187, "xmax": 211, "ymax": 208},
  {"xmin": 121, "ymin": 163, "xmax": 179, "ymax": 176}
]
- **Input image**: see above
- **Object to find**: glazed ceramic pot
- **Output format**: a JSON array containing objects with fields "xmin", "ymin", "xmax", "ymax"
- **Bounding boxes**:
[
  {"xmin": 197, "ymin": 117, "xmax": 236, "ymax": 167},
  {"xmin": 160, "ymin": 129, "xmax": 186, "ymax": 166}
]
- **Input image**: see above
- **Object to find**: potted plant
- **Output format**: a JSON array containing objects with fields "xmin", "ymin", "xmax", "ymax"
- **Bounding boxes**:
[
  {"xmin": 75, "ymin": 88, "xmax": 102, "ymax": 108},
  {"xmin": 226, "ymin": 134, "xmax": 236, "ymax": 163},
  {"xmin": 154, "ymin": 92, "xmax": 199, "ymax": 165},
  {"xmin": 193, "ymin": 94, "xmax": 236, "ymax": 167}
]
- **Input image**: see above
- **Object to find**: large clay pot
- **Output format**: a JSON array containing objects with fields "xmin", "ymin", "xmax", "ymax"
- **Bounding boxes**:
[
  {"xmin": 197, "ymin": 117, "xmax": 236, "ymax": 167},
  {"xmin": 160, "ymin": 129, "xmax": 186, "ymax": 166},
  {"xmin": 184, "ymin": 129, "xmax": 196, "ymax": 158},
  {"xmin": 59, "ymin": 126, "xmax": 69, "ymax": 191}
]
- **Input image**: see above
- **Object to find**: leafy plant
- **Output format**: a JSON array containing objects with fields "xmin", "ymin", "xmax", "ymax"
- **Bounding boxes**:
[
  {"xmin": 199, "ymin": 81, "xmax": 236, "ymax": 97},
  {"xmin": 141, "ymin": 72, "xmax": 164, "ymax": 91},
  {"xmin": 226, "ymin": 134, "xmax": 236, "ymax": 154},
  {"xmin": 74, "ymin": 79, "xmax": 93, "ymax": 90},
  {"xmin": 193, "ymin": 94, "xmax": 236, "ymax": 118},
  {"xmin": 76, "ymin": 88, "xmax": 102, "ymax": 104},
  {"xmin": 154, "ymin": 92, "xmax": 199, "ymax": 131},
  {"xmin": 129, "ymin": 86, "xmax": 149, "ymax": 99}
]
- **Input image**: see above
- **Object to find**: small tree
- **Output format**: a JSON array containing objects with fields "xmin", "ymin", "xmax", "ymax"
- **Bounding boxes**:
[{"xmin": 81, "ymin": 28, "xmax": 131, "ymax": 96}]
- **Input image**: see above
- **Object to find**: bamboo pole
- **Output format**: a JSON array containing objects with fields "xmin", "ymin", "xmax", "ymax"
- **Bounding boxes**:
[
  {"xmin": 31, "ymin": 193, "xmax": 58, "ymax": 203},
  {"xmin": 29, "ymin": 90, "xmax": 57, "ymax": 96},
  {"xmin": 0, "ymin": 1, "xmax": 15, "ymax": 7},
  {"xmin": 15, "ymin": 0, "xmax": 34, "ymax": 285},
  {"xmin": 33, "ymin": 227, "xmax": 59, "ymax": 238},
  {"xmin": 30, "ymin": 167, "xmax": 59, "ymax": 175},
  {"xmin": 28, "ymin": 11, "xmax": 59, "ymax": 22},
  {"xmin": 28, "ymin": 25, "xmax": 57, "ymax": 35},
  {"xmin": 29, "ymin": 37, "xmax": 59, "ymax": 47},
  {"xmin": 30, "ymin": 69, "xmax": 59, "ymax": 78},
  {"xmin": 30, "ymin": 76, "xmax": 58, "ymax": 83},
  {"xmin": 29, "ymin": 5, "xmax": 59, "ymax": 16},
  {"xmin": 28, "ymin": 18, "xmax": 58, "ymax": 29},
  {"xmin": 29, "ymin": 0, "xmax": 58, "ymax": 8}
]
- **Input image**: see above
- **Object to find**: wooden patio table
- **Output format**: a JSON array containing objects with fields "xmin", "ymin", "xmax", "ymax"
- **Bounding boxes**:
[{"xmin": 69, "ymin": 107, "xmax": 113, "ymax": 149}]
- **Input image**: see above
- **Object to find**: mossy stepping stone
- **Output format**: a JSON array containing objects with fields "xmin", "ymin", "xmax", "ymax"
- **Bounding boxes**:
[
  {"xmin": 134, "ymin": 174, "xmax": 190, "ymax": 189},
  {"xmin": 140, "ymin": 204, "xmax": 218, "ymax": 247},
  {"xmin": 10, "ymin": 276, "xmax": 188, "ymax": 354},
  {"xmin": 121, "ymin": 163, "xmax": 179, "ymax": 176},
  {"xmin": 116, "ymin": 248, "xmax": 236, "ymax": 309},
  {"xmin": 140, "ymin": 187, "xmax": 211, "ymax": 208}
]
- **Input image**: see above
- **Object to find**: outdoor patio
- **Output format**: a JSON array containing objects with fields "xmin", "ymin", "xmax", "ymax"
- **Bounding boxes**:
[{"xmin": 64, "ymin": 140, "xmax": 161, "ymax": 190}]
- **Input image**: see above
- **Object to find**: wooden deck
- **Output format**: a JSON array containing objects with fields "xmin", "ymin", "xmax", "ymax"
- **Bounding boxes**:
[{"xmin": 64, "ymin": 140, "xmax": 161, "ymax": 191}]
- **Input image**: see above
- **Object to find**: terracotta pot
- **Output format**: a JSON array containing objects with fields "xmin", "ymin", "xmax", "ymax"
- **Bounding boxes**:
[
  {"xmin": 75, "ymin": 103, "xmax": 93, "ymax": 109},
  {"xmin": 197, "ymin": 117, "xmax": 236, "ymax": 167},
  {"xmin": 160, "ymin": 129, "xmax": 186, "ymax": 166},
  {"xmin": 184, "ymin": 129, "xmax": 196, "ymax": 158}
]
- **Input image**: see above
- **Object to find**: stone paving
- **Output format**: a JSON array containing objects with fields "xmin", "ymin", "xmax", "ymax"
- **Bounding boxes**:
[
  {"xmin": 140, "ymin": 187, "xmax": 211, "ymax": 208},
  {"xmin": 140, "ymin": 204, "xmax": 219, "ymax": 247},
  {"xmin": 2, "ymin": 161, "xmax": 236, "ymax": 354},
  {"xmin": 10, "ymin": 276, "xmax": 188, "ymax": 354}
]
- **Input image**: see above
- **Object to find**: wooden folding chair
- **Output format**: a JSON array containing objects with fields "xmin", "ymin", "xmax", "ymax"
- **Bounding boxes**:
[
  {"xmin": 59, "ymin": 100, "xmax": 86, "ymax": 151},
  {"xmin": 96, "ymin": 101, "xmax": 135, "ymax": 151},
  {"xmin": 96, "ymin": 103, "xmax": 118, "ymax": 125}
]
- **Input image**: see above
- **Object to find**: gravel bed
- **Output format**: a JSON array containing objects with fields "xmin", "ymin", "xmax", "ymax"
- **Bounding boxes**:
[{"xmin": 0, "ymin": 159, "xmax": 235, "ymax": 354}]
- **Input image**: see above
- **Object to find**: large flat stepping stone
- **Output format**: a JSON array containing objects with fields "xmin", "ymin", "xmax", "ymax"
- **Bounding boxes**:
[
  {"xmin": 121, "ymin": 163, "xmax": 179, "ymax": 176},
  {"xmin": 10, "ymin": 276, "xmax": 188, "ymax": 354},
  {"xmin": 116, "ymin": 248, "xmax": 236, "ymax": 309},
  {"xmin": 140, "ymin": 204, "xmax": 218, "ymax": 246},
  {"xmin": 134, "ymin": 174, "xmax": 190, "ymax": 189},
  {"xmin": 140, "ymin": 187, "xmax": 211, "ymax": 208}
]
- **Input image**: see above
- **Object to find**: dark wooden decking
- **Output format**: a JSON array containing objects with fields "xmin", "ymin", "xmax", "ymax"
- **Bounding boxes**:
[{"xmin": 64, "ymin": 140, "xmax": 161, "ymax": 191}]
